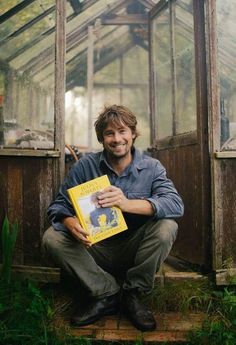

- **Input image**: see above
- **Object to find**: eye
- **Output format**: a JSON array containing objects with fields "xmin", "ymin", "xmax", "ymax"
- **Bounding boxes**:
[{"xmin": 104, "ymin": 131, "xmax": 113, "ymax": 137}]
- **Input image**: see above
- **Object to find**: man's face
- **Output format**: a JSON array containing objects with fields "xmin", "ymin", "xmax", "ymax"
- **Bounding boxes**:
[{"xmin": 102, "ymin": 121, "xmax": 135, "ymax": 159}]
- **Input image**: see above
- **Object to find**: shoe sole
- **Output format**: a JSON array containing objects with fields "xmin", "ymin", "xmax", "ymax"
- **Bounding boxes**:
[{"xmin": 71, "ymin": 306, "xmax": 119, "ymax": 327}]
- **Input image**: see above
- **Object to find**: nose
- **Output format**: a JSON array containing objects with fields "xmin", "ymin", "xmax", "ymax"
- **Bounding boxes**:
[{"xmin": 113, "ymin": 131, "xmax": 122, "ymax": 141}]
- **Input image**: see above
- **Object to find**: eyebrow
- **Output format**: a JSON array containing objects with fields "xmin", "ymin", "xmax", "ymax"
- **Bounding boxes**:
[{"xmin": 104, "ymin": 125, "xmax": 127, "ymax": 132}]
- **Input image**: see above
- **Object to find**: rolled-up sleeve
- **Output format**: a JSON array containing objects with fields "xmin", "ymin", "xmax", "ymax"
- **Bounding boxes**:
[
  {"xmin": 145, "ymin": 162, "xmax": 184, "ymax": 219},
  {"xmin": 47, "ymin": 162, "xmax": 85, "ymax": 230}
]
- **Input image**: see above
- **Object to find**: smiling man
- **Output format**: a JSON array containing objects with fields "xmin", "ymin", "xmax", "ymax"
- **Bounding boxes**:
[{"xmin": 42, "ymin": 104, "xmax": 184, "ymax": 332}]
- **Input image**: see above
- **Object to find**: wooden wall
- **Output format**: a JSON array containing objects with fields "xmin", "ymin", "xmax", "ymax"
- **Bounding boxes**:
[
  {"xmin": 0, "ymin": 156, "xmax": 60, "ymax": 266},
  {"xmin": 152, "ymin": 143, "xmax": 212, "ymax": 269},
  {"xmin": 214, "ymin": 159, "xmax": 236, "ymax": 268}
]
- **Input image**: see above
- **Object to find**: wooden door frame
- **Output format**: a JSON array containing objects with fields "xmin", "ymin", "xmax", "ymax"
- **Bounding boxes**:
[{"xmin": 148, "ymin": 0, "xmax": 211, "ymax": 268}]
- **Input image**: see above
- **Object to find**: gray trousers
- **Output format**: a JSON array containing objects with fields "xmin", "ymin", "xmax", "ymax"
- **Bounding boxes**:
[{"xmin": 42, "ymin": 219, "xmax": 178, "ymax": 298}]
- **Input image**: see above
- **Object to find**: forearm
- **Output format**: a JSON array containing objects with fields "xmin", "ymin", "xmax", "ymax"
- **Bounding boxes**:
[{"xmin": 122, "ymin": 199, "xmax": 154, "ymax": 216}]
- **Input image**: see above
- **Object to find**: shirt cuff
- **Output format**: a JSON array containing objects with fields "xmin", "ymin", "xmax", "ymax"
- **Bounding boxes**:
[{"xmin": 145, "ymin": 197, "xmax": 165, "ymax": 219}]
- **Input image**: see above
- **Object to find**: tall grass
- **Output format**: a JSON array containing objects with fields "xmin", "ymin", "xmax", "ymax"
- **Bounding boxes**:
[
  {"xmin": 187, "ymin": 287, "xmax": 236, "ymax": 345},
  {"xmin": 1, "ymin": 215, "xmax": 18, "ymax": 283}
]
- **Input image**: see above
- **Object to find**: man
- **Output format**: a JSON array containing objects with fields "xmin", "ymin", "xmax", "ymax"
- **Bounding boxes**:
[{"xmin": 42, "ymin": 104, "xmax": 184, "ymax": 332}]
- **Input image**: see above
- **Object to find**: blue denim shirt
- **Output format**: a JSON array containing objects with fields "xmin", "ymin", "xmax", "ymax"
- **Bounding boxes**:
[{"xmin": 48, "ymin": 148, "xmax": 184, "ymax": 233}]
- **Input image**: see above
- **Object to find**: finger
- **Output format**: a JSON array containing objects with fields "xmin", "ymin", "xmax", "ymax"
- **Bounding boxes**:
[
  {"xmin": 100, "ymin": 185, "xmax": 119, "ymax": 195},
  {"xmin": 77, "ymin": 228, "xmax": 90, "ymax": 237},
  {"xmin": 98, "ymin": 191, "xmax": 120, "ymax": 201},
  {"xmin": 71, "ymin": 229, "xmax": 92, "ymax": 245}
]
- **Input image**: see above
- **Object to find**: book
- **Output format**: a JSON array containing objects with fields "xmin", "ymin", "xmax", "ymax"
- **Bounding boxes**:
[{"xmin": 67, "ymin": 175, "xmax": 128, "ymax": 244}]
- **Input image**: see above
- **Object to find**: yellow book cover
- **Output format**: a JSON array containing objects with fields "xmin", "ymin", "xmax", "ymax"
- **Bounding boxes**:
[{"xmin": 67, "ymin": 175, "xmax": 128, "ymax": 244}]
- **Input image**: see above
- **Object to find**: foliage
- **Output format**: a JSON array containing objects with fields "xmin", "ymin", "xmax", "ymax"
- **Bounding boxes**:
[
  {"xmin": 186, "ymin": 287, "xmax": 236, "ymax": 345},
  {"xmin": 144, "ymin": 279, "xmax": 236, "ymax": 345},
  {"xmin": 0, "ymin": 279, "xmax": 94, "ymax": 345},
  {"xmin": 1, "ymin": 216, "xmax": 18, "ymax": 283}
]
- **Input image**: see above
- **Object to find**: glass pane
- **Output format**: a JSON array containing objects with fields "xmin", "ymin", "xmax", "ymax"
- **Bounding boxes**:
[
  {"xmin": 122, "ymin": 87, "xmax": 150, "ymax": 150},
  {"xmin": 65, "ymin": 87, "xmax": 90, "ymax": 150},
  {"xmin": 94, "ymin": 59, "xmax": 120, "ymax": 84},
  {"xmin": 152, "ymin": 7, "xmax": 172, "ymax": 139},
  {"xmin": 175, "ymin": 0, "xmax": 196, "ymax": 134},
  {"xmin": 0, "ymin": 5, "xmax": 55, "ymax": 149},
  {"xmin": 123, "ymin": 46, "xmax": 148, "ymax": 84},
  {"xmin": 0, "ymin": 0, "xmax": 54, "ymax": 41},
  {"xmin": 216, "ymin": 0, "xmax": 236, "ymax": 150},
  {"xmin": 0, "ymin": 0, "xmax": 23, "ymax": 16},
  {"xmin": 0, "ymin": 12, "xmax": 55, "ymax": 61}
]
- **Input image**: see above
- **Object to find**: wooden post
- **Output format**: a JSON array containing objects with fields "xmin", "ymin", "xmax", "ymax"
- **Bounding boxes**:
[
  {"xmin": 55, "ymin": 0, "xmax": 66, "ymax": 183},
  {"xmin": 205, "ymin": 0, "xmax": 223, "ymax": 270},
  {"xmin": 119, "ymin": 56, "xmax": 123, "ymax": 104},
  {"xmin": 87, "ymin": 25, "xmax": 94, "ymax": 151},
  {"xmin": 169, "ymin": 1, "xmax": 177, "ymax": 136}
]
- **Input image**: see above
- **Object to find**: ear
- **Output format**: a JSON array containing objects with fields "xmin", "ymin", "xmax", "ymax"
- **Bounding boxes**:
[{"xmin": 132, "ymin": 133, "xmax": 136, "ymax": 139}]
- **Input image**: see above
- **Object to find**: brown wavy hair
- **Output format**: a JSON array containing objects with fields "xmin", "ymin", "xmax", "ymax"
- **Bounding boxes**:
[{"xmin": 94, "ymin": 104, "xmax": 140, "ymax": 143}]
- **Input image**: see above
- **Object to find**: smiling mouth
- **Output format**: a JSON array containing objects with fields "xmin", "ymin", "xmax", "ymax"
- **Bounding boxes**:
[{"xmin": 111, "ymin": 144, "xmax": 126, "ymax": 148}]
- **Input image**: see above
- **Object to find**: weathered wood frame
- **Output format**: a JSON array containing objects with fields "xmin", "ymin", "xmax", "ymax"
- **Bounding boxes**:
[
  {"xmin": 0, "ymin": 0, "xmax": 66, "ymax": 268},
  {"xmin": 149, "ymin": 0, "xmax": 211, "ymax": 268},
  {"xmin": 205, "ymin": 0, "xmax": 236, "ymax": 282}
]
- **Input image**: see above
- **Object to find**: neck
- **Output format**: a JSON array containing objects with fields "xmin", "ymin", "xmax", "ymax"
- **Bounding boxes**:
[{"xmin": 106, "ymin": 152, "xmax": 132, "ymax": 175}]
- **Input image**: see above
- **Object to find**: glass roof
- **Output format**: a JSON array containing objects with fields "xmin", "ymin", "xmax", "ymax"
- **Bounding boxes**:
[{"xmin": 0, "ymin": 0, "xmax": 164, "ymax": 89}]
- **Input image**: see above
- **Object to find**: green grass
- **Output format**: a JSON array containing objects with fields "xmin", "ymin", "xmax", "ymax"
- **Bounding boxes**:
[
  {"xmin": 143, "ymin": 280, "xmax": 213, "ymax": 313},
  {"xmin": 0, "ymin": 279, "xmax": 95, "ymax": 345},
  {"xmin": 143, "ymin": 279, "xmax": 236, "ymax": 345}
]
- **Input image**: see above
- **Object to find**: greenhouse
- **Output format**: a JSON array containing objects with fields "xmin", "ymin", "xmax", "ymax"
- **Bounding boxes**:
[{"xmin": 0, "ymin": 0, "xmax": 236, "ymax": 289}]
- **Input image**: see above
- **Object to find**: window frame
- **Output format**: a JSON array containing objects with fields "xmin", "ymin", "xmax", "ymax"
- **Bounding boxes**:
[
  {"xmin": 149, "ymin": 0, "xmax": 200, "ymax": 150},
  {"xmin": 0, "ymin": 0, "xmax": 65, "ymax": 158}
]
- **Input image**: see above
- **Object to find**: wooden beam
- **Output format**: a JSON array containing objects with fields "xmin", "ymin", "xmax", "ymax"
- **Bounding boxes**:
[
  {"xmin": 206, "ymin": 0, "xmax": 223, "ymax": 270},
  {"xmin": 0, "ymin": 264, "xmax": 60, "ymax": 283},
  {"xmin": 94, "ymin": 83, "xmax": 148, "ymax": 89},
  {"xmin": 215, "ymin": 151, "xmax": 236, "ymax": 159},
  {"xmin": 87, "ymin": 26, "xmax": 94, "ymax": 151},
  {"xmin": 216, "ymin": 269, "xmax": 236, "ymax": 285},
  {"xmin": 102, "ymin": 14, "xmax": 148, "ymax": 25},
  {"xmin": 55, "ymin": 0, "xmax": 66, "ymax": 183},
  {"xmin": 0, "ymin": 149, "xmax": 60, "ymax": 157}
]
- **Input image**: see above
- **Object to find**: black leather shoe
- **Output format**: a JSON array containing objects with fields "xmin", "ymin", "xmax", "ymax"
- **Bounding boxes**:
[
  {"xmin": 71, "ymin": 293, "xmax": 120, "ymax": 327},
  {"xmin": 122, "ymin": 290, "xmax": 156, "ymax": 332}
]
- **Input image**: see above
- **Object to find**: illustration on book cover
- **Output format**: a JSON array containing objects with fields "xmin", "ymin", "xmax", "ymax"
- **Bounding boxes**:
[{"xmin": 78, "ymin": 191, "xmax": 118, "ymax": 235}]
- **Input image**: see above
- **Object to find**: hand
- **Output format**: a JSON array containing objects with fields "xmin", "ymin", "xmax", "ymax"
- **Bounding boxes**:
[
  {"xmin": 97, "ymin": 186, "xmax": 129, "ymax": 212},
  {"xmin": 62, "ymin": 216, "xmax": 92, "ymax": 247}
]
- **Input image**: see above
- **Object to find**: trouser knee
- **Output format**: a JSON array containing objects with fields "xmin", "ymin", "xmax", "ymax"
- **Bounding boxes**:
[
  {"xmin": 41, "ymin": 227, "xmax": 72, "ymax": 262},
  {"xmin": 154, "ymin": 219, "xmax": 178, "ymax": 247},
  {"xmin": 42, "ymin": 227, "xmax": 59, "ymax": 252}
]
